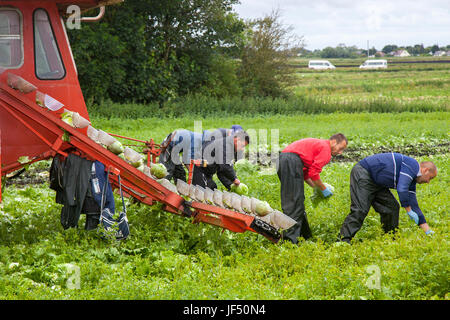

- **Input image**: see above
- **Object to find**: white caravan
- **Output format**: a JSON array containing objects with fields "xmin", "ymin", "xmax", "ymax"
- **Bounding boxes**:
[
  {"xmin": 359, "ymin": 59, "xmax": 388, "ymax": 69},
  {"xmin": 308, "ymin": 60, "xmax": 336, "ymax": 70}
]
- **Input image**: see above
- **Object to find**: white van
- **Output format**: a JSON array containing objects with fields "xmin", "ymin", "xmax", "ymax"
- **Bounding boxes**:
[
  {"xmin": 308, "ymin": 60, "xmax": 336, "ymax": 70},
  {"xmin": 359, "ymin": 59, "xmax": 387, "ymax": 69}
]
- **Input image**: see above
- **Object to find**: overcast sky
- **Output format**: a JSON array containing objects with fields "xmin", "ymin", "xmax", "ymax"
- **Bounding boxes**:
[{"xmin": 232, "ymin": 0, "xmax": 450, "ymax": 51}]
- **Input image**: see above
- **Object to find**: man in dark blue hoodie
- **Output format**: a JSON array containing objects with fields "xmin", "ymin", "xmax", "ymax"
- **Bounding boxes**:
[
  {"xmin": 338, "ymin": 153, "xmax": 437, "ymax": 243},
  {"xmin": 192, "ymin": 128, "xmax": 249, "ymax": 191},
  {"xmin": 158, "ymin": 125, "xmax": 244, "ymax": 184}
]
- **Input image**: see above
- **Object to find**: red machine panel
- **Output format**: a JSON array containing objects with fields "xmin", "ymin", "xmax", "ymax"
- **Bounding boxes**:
[{"xmin": 0, "ymin": 0, "xmax": 93, "ymax": 169}]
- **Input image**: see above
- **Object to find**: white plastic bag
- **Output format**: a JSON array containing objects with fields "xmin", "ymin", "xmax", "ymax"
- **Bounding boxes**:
[
  {"xmin": 87, "ymin": 125, "xmax": 100, "ymax": 143},
  {"xmin": 176, "ymin": 180, "xmax": 190, "ymax": 196},
  {"xmin": 250, "ymin": 197, "xmax": 260, "ymax": 214},
  {"xmin": 157, "ymin": 178, "xmax": 178, "ymax": 193},
  {"xmin": 213, "ymin": 190, "xmax": 224, "ymax": 208},
  {"xmin": 270, "ymin": 210, "xmax": 297, "ymax": 230},
  {"xmin": 194, "ymin": 185, "xmax": 205, "ymax": 203},
  {"xmin": 259, "ymin": 212, "xmax": 273, "ymax": 224},
  {"xmin": 222, "ymin": 191, "xmax": 233, "ymax": 208},
  {"xmin": 98, "ymin": 130, "xmax": 117, "ymax": 146},
  {"xmin": 204, "ymin": 188, "xmax": 214, "ymax": 205},
  {"xmin": 124, "ymin": 147, "xmax": 144, "ymax": 167},
  {"xmin": 241, "ymin": 196, "xmax": 252, "ymax": 214},
  {"xmin": 72, "ymin": 112, "xmax": 91, "ymax": 129},
  {"xmin": 231, "ymin": 193, "xmax": 244, "ymax": 213},
  {"xmin": 189, "ymin": 184, "xmax": 197, "ymax": 201},
  {"xmin": 44, "ymin": 94, "xmax": 64, "ymax": 111}
]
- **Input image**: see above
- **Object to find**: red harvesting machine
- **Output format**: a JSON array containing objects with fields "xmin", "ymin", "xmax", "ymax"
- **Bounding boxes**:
[{"xmin": 0, "ymin": 0, "xmax": 282, "ymax": 243}]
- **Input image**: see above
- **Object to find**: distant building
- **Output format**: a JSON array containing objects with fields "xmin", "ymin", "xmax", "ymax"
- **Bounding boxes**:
[
  {"xmin": 433, "ymin": 50, "xmax": 446, "ymax": 56},
  {"xmin": 393, "ymin": 50, "xmax": 410, "ymax": 57},
  {"xmin": 375, "ymin": 51, "xmax": 386, "ymax": 57}
]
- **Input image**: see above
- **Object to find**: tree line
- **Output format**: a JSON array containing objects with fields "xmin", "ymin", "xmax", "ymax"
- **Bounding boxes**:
[
  {"xmin": 301, "ymin": 43, "xmax": 450, "ymax": 59},
  {"xmin": 68, "ymin": 0, "xmax": 299, "ymax": 105}
]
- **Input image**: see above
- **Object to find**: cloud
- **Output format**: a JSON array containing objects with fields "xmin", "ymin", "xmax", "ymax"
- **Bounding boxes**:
[{"xmin": 232, "ymin": 0, "xmax": 450, "ymax": 50}]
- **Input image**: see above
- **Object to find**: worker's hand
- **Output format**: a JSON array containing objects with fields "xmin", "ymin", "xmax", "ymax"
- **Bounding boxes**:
[
  {"xmin": 425, "ymin": 229, "xmax": 435, "ymax": 236},
  {"xmin": 233, "ymin": 179, "xmax": 240, "ymax": 185},
  {"xmin": 321, "ymin": 186, "xmax": 333, "ymax": 198},
  {"xmin": 406, "ymin": 210, "xmax": 419, "ymax": 225}
]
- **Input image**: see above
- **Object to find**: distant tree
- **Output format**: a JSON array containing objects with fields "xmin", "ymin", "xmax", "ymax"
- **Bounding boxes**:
[
  {"xmin": 319, "ymin": 44, "xmax": 358, "ymax": 58},
  {"xmin": 411, "ymin": 44, "xmax": 425, "ymax": 55},
  {"xmin": 68, "ymin": 0, "xmax": 245, "ymax": 104},
  {"xmin": 285, "ymin": 46, "xmax": 307, "ymax": 57},
  {"xmin": 430, "ymin": 44, "xmax": 440, "ymax": 53},
  {"xmin": 362, "ymin": 47, "xmax": 377, "ymax": 57},
  {"xmin": 238, "ymin": 9, "xmax": 304, "ymax": 98},
  {"xmin": 320, "ymin": 47, "xmax": 337, "ymax": 58},
  {"xmin": 382, "ymin": 44, "xmax": 398, "ymax": 54}
]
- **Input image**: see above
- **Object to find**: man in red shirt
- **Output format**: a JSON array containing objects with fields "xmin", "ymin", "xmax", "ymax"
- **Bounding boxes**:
[{"xmin": 277, "ymin": 133, "xmax": 348, "ymax": 244}]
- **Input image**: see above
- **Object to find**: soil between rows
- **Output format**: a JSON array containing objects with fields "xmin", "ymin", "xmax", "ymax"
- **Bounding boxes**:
[{"xmin": 4, "ymin": 142, "xmax": 448, "ymax": 187}]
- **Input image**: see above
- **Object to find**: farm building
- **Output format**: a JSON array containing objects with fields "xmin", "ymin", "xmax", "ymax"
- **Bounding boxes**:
[
  {"xmin": 392, "ymin": 50, "xmax": 410, "ymax": 57},
  {"xmin": 433, "ymin": 50, "xmax": 447, "ymax": 56}
]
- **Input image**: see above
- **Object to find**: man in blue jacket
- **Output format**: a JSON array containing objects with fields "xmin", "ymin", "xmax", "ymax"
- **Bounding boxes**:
[
  {"xmin": 192, "ymin": 128, "xmax": 249, "ymax": 191},
  {"xmin": 338, "ymin": 153, "xmax": 437, "ymax": 243},
  {"xmin": 158, "ymin": 125, "xmax": 244, "ymax": 183}
]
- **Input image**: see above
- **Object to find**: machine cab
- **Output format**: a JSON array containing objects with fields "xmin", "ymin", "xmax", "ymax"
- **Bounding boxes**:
[
  {"xmin": 0, "ymin": 1, "xmax": 89, "ymax": 117},
  {"xmin": 0, "ymin": 1, "xmax": 121, "ymax": 173}
]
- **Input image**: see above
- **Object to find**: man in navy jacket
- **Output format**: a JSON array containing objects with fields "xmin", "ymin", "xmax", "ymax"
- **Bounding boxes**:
[
  {"xmin": 192, "ymin": 128, "xmax": 249, "ymax": 191},
  {"xmin": 338, "ymin": 153, "xmax": 437, "ymax": 243},
  {"xmin": 158, "ymin": 125, "xmax": 244, "ymax": 183}
]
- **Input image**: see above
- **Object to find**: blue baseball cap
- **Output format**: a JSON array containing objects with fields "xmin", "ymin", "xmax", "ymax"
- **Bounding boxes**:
[{"xmin": 231, "ymin": 125, "xmax": 243, "ymax": 132}]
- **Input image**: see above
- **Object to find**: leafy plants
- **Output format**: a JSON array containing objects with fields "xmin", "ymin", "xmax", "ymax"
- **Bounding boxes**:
[{"xmin": 0, "ymin": 113, "xmax": 448, "ymax": 300}]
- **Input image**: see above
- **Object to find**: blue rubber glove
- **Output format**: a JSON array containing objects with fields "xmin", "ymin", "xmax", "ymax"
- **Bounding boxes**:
[
  {"xmin": 425, "ymin": 229, "xmax": 435, "ymax": 235},
  {"xmin": 321, "ymin": 187, "xmax": 333, "ymax": 198},
  {"xmin": 407, "ymin": 210, "xmax": 419, "ymax": 225}
]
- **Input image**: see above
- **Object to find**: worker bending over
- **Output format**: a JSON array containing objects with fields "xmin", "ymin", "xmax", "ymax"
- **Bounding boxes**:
[
  {"xmin": 277, "ymin": 133, "xmax": 348, "ymax": 244},
  {"xmin": 338, "ymin": 153, "xmax": 437, "ymax": 244}
]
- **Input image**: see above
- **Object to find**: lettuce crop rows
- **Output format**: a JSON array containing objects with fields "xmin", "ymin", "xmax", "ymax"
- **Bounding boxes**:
[{"xmin": 0, "ymin": 111, "xmax": 448, "ymax": 300}]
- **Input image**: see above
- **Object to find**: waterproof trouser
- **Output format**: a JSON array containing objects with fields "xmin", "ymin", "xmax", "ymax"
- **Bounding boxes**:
[
  {"xmin": 159, "ymin": 149, "xmax": 187, "ymax": 183},
  {"xmin": 277, "ymin": 152, "xmax": 312, "ymax": 244},
  {"xmin": 191, "ymin": 164, "xmax": 236, "ymax": 191},
  {"xmin": 339, "ymin": 163, "xmax": 400, "ymax": 243},
  {"xmin": 191, "ymin": 165, "xmax": 218, "ymax": 190}
]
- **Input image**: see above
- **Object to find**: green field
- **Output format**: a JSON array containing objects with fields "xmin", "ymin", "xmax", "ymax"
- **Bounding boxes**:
[
  {"xmin": 290, "ymin": 58, "xmax": 450, "ymax": 112},
  {"xmin": 0, "ymin": 61, "xmax": 449, "ymax": 300}
]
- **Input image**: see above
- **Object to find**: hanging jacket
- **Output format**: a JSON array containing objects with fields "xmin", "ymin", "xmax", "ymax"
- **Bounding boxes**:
[
  {"xmin": 50, "ymin": 153, "xmax": 93, "ymax": 229},
  {"xmin": 49, "ymin": 155, "xmax": 65, "ymax": 204},
  {"xmin": 90, "ymin": 161, "xmax": 115, "ymax": 215}
]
